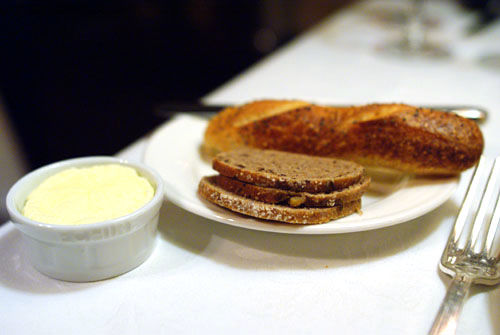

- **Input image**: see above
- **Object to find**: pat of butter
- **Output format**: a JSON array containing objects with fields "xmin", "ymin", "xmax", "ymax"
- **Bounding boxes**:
[{"xmin": 23, "ymin": 164, "xmax": 154, "ymax": 225}]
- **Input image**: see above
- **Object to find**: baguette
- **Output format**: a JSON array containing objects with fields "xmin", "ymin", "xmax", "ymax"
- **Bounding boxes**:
[{"xmin": 203, "ymin": 100, "xmax": 484, "ymax": 175}]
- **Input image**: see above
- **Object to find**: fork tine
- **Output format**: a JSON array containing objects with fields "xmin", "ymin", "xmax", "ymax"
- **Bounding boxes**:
[
  {"xmin": 485, "ymin": 158, "xmax": 500, "ymax": 258},
  {"xmin": 469, "ymin": 157, "xmax": 500, "ymax": 252},
  {"xmin": 431, "ymin": 157, "xmax": 500, "ymax": 335},
  {"xmin": 451, "ymin": 156, "xmax": 487, "ymax": 245}
]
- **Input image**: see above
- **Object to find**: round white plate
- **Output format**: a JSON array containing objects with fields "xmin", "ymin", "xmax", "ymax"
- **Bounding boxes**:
[{"xmin": 144, "ymin": 115, "xmax": 459, "ymax": 234}]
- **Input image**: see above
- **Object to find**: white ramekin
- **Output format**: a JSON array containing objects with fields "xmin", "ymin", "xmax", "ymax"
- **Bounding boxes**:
[{"xmin": 6, "ymin": 156, "xmax": 164, "ymax": 282}]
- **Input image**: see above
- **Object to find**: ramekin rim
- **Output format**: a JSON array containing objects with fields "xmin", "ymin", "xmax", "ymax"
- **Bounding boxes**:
[{"xmin": 6, "ymin": 156, "xmax": 165, "ymax": 232}]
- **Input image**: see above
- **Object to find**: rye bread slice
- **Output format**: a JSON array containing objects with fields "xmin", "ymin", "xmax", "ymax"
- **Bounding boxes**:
[
  {"xmin": 213, "ymin": 148, "xmax": 364, "ymax": 193},
  {"xmin": 214, "ymin": 175, "xmax": 370, "ymax": 207},
  {"xmin": 198, "ymin": 176, "xmax": 361, "ymax": 224}
]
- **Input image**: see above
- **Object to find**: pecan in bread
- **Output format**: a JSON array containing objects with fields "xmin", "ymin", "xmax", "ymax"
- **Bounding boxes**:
[{"xmin": 214, "ymin": 174, "xmax": 371, "ymax": 208}]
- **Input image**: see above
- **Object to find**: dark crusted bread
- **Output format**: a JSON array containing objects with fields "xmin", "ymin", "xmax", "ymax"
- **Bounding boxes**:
[
  {"xmin": 213, "ymin": 148, "xmax": 364, "ymax": 193},
  {"xmin": 203, "ymin": 100, "xmax": 484, "ymax": 175},
  {"xmin": 213, "ymin": 175, "xmax": 370, "ymax": 207},
  {"xmin": 198, "ymin": 176, "xmax": 361, "ymax": 224}
]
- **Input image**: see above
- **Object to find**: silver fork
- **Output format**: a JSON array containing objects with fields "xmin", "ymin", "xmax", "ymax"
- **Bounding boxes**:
[{"xmin": 429, "ymin": 156, "xmax": 500, "ymax": 334}]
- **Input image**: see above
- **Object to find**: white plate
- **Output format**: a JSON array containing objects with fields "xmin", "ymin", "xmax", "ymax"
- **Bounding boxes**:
[{"xmin": 144, "ymin": 115, "xmax": 459, "ymax": 234}]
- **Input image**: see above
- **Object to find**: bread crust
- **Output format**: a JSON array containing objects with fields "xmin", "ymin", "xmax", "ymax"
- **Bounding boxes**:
[
  {"xmin": 203, "ymin": 100, "xmax": 484, "ymax": 175},
  {"xmin": 198, "ymin": 176, "xmax": 361, "ymax": 224},
  {"xmin": 213, "ymin": 175, "xmax": 370, "ymax": 207}
]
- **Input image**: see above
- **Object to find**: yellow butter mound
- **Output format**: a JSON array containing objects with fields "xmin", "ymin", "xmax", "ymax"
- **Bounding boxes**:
[{"xmin": 23, "ymin": 164, "xmax": 154, "ymax": 225}]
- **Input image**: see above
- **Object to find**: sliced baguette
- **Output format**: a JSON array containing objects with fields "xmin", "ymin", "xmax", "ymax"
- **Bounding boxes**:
[
  {"xmin": 213, "ymin": 148, "xmax": 364, "ymax": 193},
  {"xmin": 203, "ymin": 100, "xmax": 484, "ymax": 175},
  {"xmin": 213, "ymin": 175, "xmax": 370, "ymax": 207},
  {"xmin": 198, "ymin": 176, "xmax": 361, "ymax": 224}
]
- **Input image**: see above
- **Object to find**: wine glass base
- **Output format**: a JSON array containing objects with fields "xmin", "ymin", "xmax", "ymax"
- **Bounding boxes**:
[
  {"xmin": 377, "ymin": 39, "xmax": 450, "ymax": 59},
  {"xmin": 478, "ymin": 54, "xmax": 500, "ymax": 70}
]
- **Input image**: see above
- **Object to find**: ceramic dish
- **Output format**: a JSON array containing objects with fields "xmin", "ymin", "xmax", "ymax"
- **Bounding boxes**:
[
  {"xmin": 6, "ymin": 156, "xmax": 164, "ymax": 282},
  {"xmin": 144, "ymin": 115, "xmax": 459, "ymax": 234}
]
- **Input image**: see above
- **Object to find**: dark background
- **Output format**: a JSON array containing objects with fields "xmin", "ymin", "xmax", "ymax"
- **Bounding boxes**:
[
  {"xmin": 1, "ymin": 0, "xmax": 349, "ymax": 170},
  {"xmin": 1, "ymin": 0, "xmax": 495, "ymax": 170}
]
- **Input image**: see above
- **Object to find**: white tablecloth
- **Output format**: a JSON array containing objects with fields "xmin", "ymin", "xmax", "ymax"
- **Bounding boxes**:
[{"xmin": 1, "ymin": 1, "xmax": 500, "ymax": 334}]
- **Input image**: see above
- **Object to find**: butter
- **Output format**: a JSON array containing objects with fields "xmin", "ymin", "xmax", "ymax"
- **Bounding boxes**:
[{"xmin": 23, "ymin": 164, "xmax": 154, "ymax": 225}]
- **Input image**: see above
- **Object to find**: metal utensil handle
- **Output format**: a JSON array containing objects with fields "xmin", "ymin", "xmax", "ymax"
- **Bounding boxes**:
[
  {"xmin": 429, "ymin": 274, "xmax": 473, "ymax": 334},
  {"xmin": 155, "ymin": 104, "xmax": 488, "ymax": 122}
]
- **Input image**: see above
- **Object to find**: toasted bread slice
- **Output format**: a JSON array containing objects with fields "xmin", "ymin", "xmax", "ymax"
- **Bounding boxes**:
[
  {"xmin": 213, "ymin": 175, "xmax": 370, "ymax": 207},
  {"xmin": 213, "ymin": 148, "xmax": 364, "ymax": 193},
  {"xmin": 198, "ymin": 176, "xmax": 361, "ymax": 224}
]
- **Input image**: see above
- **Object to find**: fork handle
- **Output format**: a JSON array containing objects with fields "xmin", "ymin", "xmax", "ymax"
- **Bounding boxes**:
[{"xmin": 429, "ymin": 274, "xmax": 473, "ymax": 334}]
